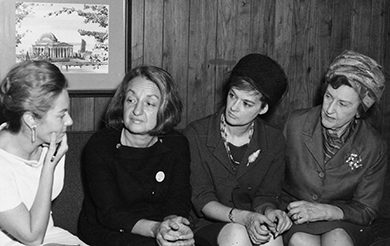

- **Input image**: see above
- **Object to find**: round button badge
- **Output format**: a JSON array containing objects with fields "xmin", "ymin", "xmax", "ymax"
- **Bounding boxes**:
[{"xmin": 155, "ymin": 171, "xmax": 165, "ymax": 182}]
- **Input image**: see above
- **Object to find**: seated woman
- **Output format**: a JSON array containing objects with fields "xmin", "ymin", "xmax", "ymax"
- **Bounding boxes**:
[
  {"xmin": 0, "ymin": 61, "xmax": 87, "ymax": 245},
  {"xmin": 282, "ymin": 50, "xmax": 387, "ymax": 246},
  {"xmin": 78, "ymin": 65, "xmax": 194, "ymax": 246},
  {"xmin": 184, "ymin": 53, "xmax": 292, "ymax": 246}
]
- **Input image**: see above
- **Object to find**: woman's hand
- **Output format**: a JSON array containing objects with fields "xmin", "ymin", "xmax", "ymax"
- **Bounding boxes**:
[
  {"xmin": 287, "ymin": 200, "xmax": 344, "ymax": 224},
  {"xmin": 44, "ymin": 133, "xmax": 68, "ymax": 169},
  {"xmin": 240, "ymin": 211, "xmax": 275, "ymax": 245},
  {"xmin": 155, "ymin": 215, "xmax": 195, "ymax": 246},
  {"xmin": 264, "ymin": 208, "xmax": 292, "ymax": 237}
]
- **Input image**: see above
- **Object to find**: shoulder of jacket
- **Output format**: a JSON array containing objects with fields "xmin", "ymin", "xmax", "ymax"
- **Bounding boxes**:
[
  {"xmin": 160, "ymin": 130, "xmax": 189, "ymax": 146},
  {"xmin": 184, "ymin": 113, "xmax": 217, "ymax": 133}
]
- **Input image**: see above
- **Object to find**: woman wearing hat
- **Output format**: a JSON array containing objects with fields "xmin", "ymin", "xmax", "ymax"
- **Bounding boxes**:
[
  {"xmin": 282, "ymin": 50, "xmax": 387, "ymax": 246},
  {"xmin": 183, "ymin": 54, "xmax": 292, "ymax": 246}
]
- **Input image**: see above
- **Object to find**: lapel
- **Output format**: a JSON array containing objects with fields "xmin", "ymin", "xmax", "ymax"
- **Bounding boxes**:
[
  {"xmin": 325, "ymin": 120, "xmax": 367, "ymax": 169},
  {"xmin": 206, "ymin": 110, "xmax": 235, "ymax": 174},
  {"xmin": 235, "ymin": 118, "xmax": 265, "ymax": 179},
  {"xmin": 302, "ymin": 107, "xmax": 325, "ymax": 170}
]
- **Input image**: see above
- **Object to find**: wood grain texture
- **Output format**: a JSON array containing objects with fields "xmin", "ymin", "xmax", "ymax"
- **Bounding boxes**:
[
  {"xmin": 144, "ymin": 0, "xmax": 164, "ymax": 67},
  {"xmin": 131, "ymin": 0, "xmax": 145, "ymax": 68},
  {"xmin": 162, "ymin": 0, "xmax": 190, "ymax": 128},
  {"xmin": 187, "ymin": 0, "xmax": 217, "ymax": 123},
  {"xmin": 69, "ymin": 97, "xmax": 94, "ymax": 131}
]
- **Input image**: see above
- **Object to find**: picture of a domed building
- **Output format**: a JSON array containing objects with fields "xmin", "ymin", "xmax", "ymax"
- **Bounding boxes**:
[
  {"xmin": 32, "ymin": 32, "xmax": 73, "ymax": 62},
  {"xmin": 15, "ymin": 2, "xmax": 110, "ymax": 74}
]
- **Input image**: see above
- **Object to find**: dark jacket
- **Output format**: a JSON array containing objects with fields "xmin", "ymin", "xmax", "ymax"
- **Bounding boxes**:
[
  {"xmin": 282, "ymin": 106, "xmax": 388, "ymax": 225},
  {"xmin": 183, "ymin": 110, "xmax": 286, "ymax": 230},
  {"xmin": 78, "ymin": 127, "xmax": 191, "ymax": 246}
]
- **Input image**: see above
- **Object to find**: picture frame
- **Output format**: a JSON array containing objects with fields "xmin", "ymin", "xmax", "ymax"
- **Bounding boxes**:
[{"xmin": 0, "ymin": 0, "xmax": 127, "ymax": 94}]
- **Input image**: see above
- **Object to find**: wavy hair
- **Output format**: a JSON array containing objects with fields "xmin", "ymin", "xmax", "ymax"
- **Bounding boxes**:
[
  {"xmin": 0, "ymin": 60, "xmax": 68, "ymax": 133},
  {"xmin": 106, "ymin": 65, "xmax": 183, "ymax": 135}
]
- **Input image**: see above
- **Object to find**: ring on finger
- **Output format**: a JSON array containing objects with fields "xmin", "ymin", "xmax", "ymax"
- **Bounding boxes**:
[{"xmin": 295, "ymin": 213, "xmax": 302, "ymax": 220}]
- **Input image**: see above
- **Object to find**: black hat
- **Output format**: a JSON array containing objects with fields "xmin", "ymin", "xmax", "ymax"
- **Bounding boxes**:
[{"xmin": 230, "ymin": 53, "xmax": 288, "ymax": 107}]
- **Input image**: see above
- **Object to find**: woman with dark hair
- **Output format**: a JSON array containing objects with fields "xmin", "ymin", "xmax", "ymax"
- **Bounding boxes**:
[
  {"xmin": 0, "ymin": 60, "xmax": 86, "ymax": 245},
  {"xmin": 78, "ymin": 65, "xmax": 194, "ymax": 246},
  {"xmin": 184, "ymin": 54, "xmax": 292, "ymax": 246},
  {"xmin": 282, "ymin": 50, "xmax": 387, "ymax": 246}
]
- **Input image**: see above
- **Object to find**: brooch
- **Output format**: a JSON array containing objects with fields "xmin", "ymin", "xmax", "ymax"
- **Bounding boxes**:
[
  {"xmin": 346, "ymin": 153, "xmax": 362, "ymax": 170},
  {"xmin": 247, "ymin": 149, "xmax": 261, "ymax": 166}
]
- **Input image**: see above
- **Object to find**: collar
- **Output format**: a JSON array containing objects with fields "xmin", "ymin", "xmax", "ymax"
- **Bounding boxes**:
[
  {"xmin": 205, "ymin": 109, "xmax": 269, "ymax": 177},
  {"xmin": 300, "ymin": 106, "xmax": 369, "ymax": 168},
  {"xmin": 109, "ymin": 127, "xmax": 171, "ymax": 159}
]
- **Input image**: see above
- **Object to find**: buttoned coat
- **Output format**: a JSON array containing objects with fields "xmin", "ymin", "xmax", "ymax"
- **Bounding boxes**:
[
  {"xmin": 183, "ymin": 110, "xmax": 285, "ymax": 230},
  {"xmin": 282, "ymin": 106, "xmax": 387, "ymax": 225}
]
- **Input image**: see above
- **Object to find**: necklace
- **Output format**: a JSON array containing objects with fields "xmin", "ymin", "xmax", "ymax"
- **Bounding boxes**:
[{"xmin": 220, "ymin": 114, "xmax": 254, "ymax": 172}]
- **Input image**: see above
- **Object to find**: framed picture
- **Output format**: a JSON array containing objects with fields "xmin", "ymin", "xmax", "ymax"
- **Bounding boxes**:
[{"xmin": 0, "ymin": 0, "xmax": 127, "ymax": 94}]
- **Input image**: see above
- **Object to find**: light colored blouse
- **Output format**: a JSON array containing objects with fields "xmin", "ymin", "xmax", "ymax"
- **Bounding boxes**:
[{"xmin": 0, "ymin": 147, "xmax": 86, "ymax": 246}]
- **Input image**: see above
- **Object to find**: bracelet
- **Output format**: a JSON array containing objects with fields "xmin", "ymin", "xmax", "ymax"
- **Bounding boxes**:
[{"xmin": 228, "ymin": 207, "xmax": 235, "ymax": 223}]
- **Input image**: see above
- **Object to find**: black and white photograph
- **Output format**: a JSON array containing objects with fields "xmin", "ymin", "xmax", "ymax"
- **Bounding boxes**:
[{"xmin": 16, "ymin": 2, "xmax": 109, "ymax": 74}]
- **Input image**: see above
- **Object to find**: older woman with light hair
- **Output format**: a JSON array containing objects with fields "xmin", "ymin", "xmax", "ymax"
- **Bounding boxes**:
[{"xmin": 282, "ymin": 50, "xmax": 387, "ymax": 246}]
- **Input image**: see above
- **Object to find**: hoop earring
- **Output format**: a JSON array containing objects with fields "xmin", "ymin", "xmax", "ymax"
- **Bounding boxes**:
[{"xmin": 31, "ymin": 125, "xmax": 37, "ymax": 143}]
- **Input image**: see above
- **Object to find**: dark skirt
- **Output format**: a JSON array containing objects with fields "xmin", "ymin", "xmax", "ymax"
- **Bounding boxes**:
[
  {"xmin": 193, "ymin": 222, "xmax": 228, "ymax": 246},
  {"xmin": 282, "ymin": 220, "xmax": 373, "ymax": 246}
]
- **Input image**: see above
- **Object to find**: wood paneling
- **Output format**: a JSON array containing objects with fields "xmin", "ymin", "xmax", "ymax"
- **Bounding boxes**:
[
  {"xmin": 130, "ymin": 0, "xmax": 145, "ymax": 67},
  {"xmin": 187, "ymin": 0, "xmax": 217, "ymax": 123},
  {"xmin": 69, "ymin": 97, "xmax": 95, "ymax": 131},
  {"xmin": 69, "ymin": 0, "xmax": 390, "ymax": 151},
  {"xmin": 163, "ymin": 0, "xmax": 190, "ymax": 129}
]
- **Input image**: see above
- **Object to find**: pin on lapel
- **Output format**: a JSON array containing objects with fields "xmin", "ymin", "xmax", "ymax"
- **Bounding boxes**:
[{"xmin": 247, "ymin": 149, "xmax": 261, "ymax": 167}]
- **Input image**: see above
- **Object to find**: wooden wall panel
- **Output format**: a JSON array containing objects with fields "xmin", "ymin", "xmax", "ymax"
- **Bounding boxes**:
[
  {"xmin": 330, "ymin": 0, "xmax": 353, "ymax": 58},
  {"xmin": 267, "ymin": 0, "xmax": 293, "ymax": 128},
  {"xmin": 351, "ymin": 0, "xmax": 372, "ymax": 53},
  {"xmin": 273, "ymin": 0, "xmax": 293, "ymax": 68},
  {"xmin": 369, "ymin": 0, "xmax": 385, "ymax": 59},
  {"xmin": 286, "ymin": 0, "xmax": 313, "ymax": 112},
  {"xmin": 162, "ymin": 0, "xmax": 190, "ymax": 128},
  {"xmin": 144, "ymin": 0, "xmax": 164, "ymax": 66},
  {"xmin": 93, "ymin": 96, "xmax": 111, "ymax": 130},
  {"xmin": 69, "ymin": 97, "xmax": 95, "ymax": 131},
  {"xmin": 130, "ymin": 0, "xmax": 145, "ymax": 68},
  {"xmin": 214, "ymin": 0, "xmax": 252, "ymax": 111},
  {"xmin": 250, "ymin": 0, "xmax": 273, "ymax": 54},
  {"xmin": 367, "ymin": 0, "xmax": 386, "ymax": 131},
  {"xmin": 312, "ymin": 0, "xmax": 332, "ymax": 103},
  {"xmin": 68, "ymin": 95, "xmax": 112, "ymax": 132},
  {"xmin": 379, "ymin": 0, "xmax": 390, "ymax": 145},
  {"xmin": 67, "ymin": 0, "xmax": 390, "ymax": 153},
  {"xmin": 187, "ymin": 0, "xmax": 217, "ymax": 123}
]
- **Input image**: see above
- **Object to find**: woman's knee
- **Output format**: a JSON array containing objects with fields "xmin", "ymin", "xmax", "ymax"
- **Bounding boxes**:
[
  {"xmin": 289, "ymin": 232, "xmax": 320, "ymax": 246},
  {"xmin": 217, "ymin": 223, "xmax": 251, "ymax": 246},
  {"xmin": 322, "ymin": 228, "xmax": 353, "ymax": 246}
]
